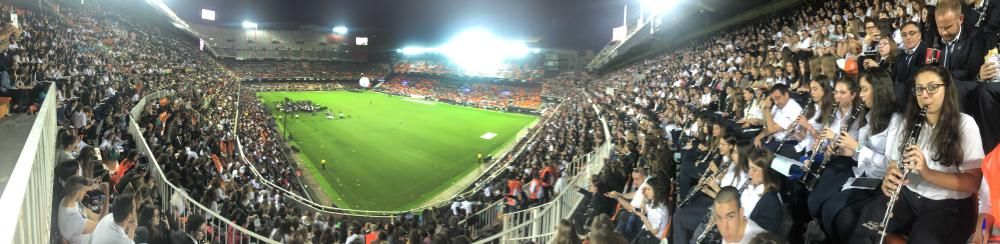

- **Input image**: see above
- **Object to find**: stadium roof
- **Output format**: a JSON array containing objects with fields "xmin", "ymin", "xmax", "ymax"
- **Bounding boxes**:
[{"xmin": 162, "ymin": 0, "xmax": 774, "ymax": 52}]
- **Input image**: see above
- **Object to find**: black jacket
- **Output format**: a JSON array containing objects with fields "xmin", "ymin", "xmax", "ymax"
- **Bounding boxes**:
[
  {"xmin": 749, "ymin": 191, "xmax": 784, "ymax": 234},
  {"xmin": 893, "ymin": 42, "xmax": 928, "ymax": 86},
  {"xmin": 938, "ymin": 28, "xmax": 989, "ymax": 82}
]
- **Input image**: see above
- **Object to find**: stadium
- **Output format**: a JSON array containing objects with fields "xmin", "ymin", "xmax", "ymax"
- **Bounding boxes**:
[{"xmin": 2, "ymin": 0, "xmax": 1000, "ymax": 243}]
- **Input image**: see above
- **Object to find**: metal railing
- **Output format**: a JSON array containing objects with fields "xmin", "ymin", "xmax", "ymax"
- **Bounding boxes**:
[
  {"xmin": 0, "ymin": 84, "xmax": 58, "ymax": 244},
  {"xmin": 128, "ymin": 89, "xmax": 280, "ymax": 243},
  {"xmin": 471, "ymin": 102, "xmax": 614, "ymax": 244}
]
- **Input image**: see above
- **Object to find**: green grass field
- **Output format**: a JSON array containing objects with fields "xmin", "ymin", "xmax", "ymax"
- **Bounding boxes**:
[{"xmin": 257, "ymin": 91, "xmax": 536, "ymax": 211}]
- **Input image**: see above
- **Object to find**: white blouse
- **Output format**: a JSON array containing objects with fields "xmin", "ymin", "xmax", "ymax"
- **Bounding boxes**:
[
  {"xmin": 739, "ymin": 182, "xmax": 763, "ymax": 219},
  {"xmin": 719, "ymin": 158, "xmax": 749, "ymax": 188},
  {"xmin": 794, "ymin": 103, "xmax": 824, "ymax": 153},
  {"xmin": 887, "ymin": 113, "xmax": 985, "ymax": 200},
  {"xmin": 644, "ymin": 203, "xmax": 670, "ymax": 239},
  {"xmin": 852, "ymin": 113, "xmax": 903, "ymax": 178}
]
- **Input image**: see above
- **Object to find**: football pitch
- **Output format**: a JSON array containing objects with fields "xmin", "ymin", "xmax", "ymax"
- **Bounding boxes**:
[{"xmin": 257, "ymin": 91, "xmax": 537, "ymax": 211}]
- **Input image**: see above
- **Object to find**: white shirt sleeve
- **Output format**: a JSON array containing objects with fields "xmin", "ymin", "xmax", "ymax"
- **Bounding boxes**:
[
  {"xmin": 981, "ymin": 178, "xmax": 992, "ymax": 214},
  {"xmin": 959, "ymin": 114, "xmax": 985, "ymax": 171},
  {"xmin": 772, "ymin": 103, "xmax": 802, "ymax": 130}
]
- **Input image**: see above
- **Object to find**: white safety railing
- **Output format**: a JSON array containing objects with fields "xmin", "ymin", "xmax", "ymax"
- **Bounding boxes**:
[
  {"xmin": 129, "ymin": 89, "xmax": 280, "ymax": 243},
  {"xmin": 471, "ymin": 102, "xmax": 614, "ymax": 244},
  {"xmin": 0, "ymin": 84, "xmax": 58, "ymax": 244}
]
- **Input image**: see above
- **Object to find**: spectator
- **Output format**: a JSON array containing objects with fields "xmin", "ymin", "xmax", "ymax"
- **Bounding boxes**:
[{"xmin": 91, "ymin": 193, "xmax": 137, "ymax": 244}]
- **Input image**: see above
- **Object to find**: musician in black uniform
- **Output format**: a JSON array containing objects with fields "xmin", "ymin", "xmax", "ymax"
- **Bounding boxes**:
[
  {"xmin": 846, "ymin": 66, "xmax": 985, "ymax": 243},
  {"xmin": 671, "ymin": 134, "xmax": 732, "ymax": 244}
]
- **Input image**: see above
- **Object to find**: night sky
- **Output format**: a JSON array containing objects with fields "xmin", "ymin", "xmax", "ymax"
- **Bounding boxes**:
[{"xmin": 163, "ymin": 0, "xmax": 631, "ymax": 52}]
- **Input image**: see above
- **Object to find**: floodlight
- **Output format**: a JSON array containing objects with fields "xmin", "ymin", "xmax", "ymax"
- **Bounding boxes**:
[
  {"xmin": 242, "ymin": 21, "xmax": 258, "ymax": 29},
  {"xmin": 201, "ymin": 9, "xmax": 215, "ymax": 21},
  {"xmin": 401, "ymin": 47, "xmax": 429, "ymax": 55},
  {"xmin": 642, "ymin": 0, "xmax": 680, "ymax": 17},
  {"xmin": 333, "ymin": 26, "xmax": 348, "ymax": 35}
]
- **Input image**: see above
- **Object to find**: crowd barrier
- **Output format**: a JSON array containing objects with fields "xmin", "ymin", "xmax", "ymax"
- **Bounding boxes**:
[
  {"xmin": 128, "ymin": 89, "xmax": 280, "ymax": 243},
  {"xmin": 470, "ymin": 101, "xmax": 614, "ymax": 244},
  {"xmin": 0, "ymin": 84, "xmax": 57, "ymax": 244}
]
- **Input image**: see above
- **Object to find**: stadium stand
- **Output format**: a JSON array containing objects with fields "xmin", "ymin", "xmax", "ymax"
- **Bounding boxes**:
[
  {"xmin": 378, "ymin": 75, "xmax": 543, "ymax": 111},
  {"xmin": 220, "ymin": 59, "xmax": 388, "ymax": 81},
  {"xmin": 188, "ymin": 23, "xmax": 365, "ymax": 62},
  {"xmin": 393, "ymin": 54, "xmax": 545, "ymax": 82}
]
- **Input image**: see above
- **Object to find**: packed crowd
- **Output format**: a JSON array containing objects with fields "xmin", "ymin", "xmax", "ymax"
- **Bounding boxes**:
[
  {"xmin": 378, "ymin": 75, "xmax": 543, "ymax": 110},
  {"xmin": 546, "ymin": 0, "xmax": 1000, "ymax": 243},
  {"xmin": 245, "ymin": 81, "xmax": 346, "ymax": 92},
  {"xmin": 222, "ymin": 59, "xmax": 388, "ymax": 81},
  {"xmin": 392, "ymin": 56, "xmax": 544, "ymax": 82},
  {"xmin": 35, "ymin": 0, "xmax": 1000, "ymax": 243}
]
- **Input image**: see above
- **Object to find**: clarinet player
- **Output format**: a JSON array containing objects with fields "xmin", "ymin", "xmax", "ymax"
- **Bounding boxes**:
[{"xmin": 851, "ymin": 66, "xmax": 985, "ymax": 243}]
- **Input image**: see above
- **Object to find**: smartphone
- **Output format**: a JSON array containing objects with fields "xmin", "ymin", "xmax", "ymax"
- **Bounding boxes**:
[
  {"xmin": 94, "ymin": 147, "xmax": 102, "ymax": 161},
  {"xmin": 9, "ymin": 13, "xmax": 17, "ymax": 29}
]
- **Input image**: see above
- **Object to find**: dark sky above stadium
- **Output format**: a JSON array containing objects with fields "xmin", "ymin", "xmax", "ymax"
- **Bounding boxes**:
[{"xmin": 163, "ymin": 0, "xmax": 629, "ymax": 52}]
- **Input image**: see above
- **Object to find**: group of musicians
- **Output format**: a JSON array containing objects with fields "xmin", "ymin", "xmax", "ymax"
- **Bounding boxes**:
[
  {"xmin": 592, "ymin": 0, "xmax": 1000, "ymax": 243},
  {"xmin": 652, "ymin": 65, "xmax": 998, "ymax": 244}
]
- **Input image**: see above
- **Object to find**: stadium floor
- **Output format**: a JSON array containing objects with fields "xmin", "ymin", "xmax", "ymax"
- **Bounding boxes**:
[{"xmin": 257, "ymin": 91, "xmax": 536, "ymax": 211}]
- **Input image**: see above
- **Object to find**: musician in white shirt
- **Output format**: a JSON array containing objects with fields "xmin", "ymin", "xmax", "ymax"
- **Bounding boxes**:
[
  {"xmin": 754, "ymin": 84, "xmax": 803, "ymax": 159},
  {"xmin": 852, "ymin": 66, "xmax": 984, "ymax": 243},
  {"xmin": 814, "ymin": 71, "xmax": 903, "ymax": 241}
]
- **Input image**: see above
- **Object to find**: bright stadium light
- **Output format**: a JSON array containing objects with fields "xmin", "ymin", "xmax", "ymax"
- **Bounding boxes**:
[
  {"xmin": 438, "ymin": 29, "xmax": 534, "ymax": 74},
  {"xmin": 401, "ymin": 47, "xmax": 431, "ymax": 55},
  {"xmin": 201, "ymin": 9, "xmax": 215, "ymax": 21},
  {"xmin": 242, "ymin": 21, "xmax": 258, "ymax": 29},
  {"xmin": 333, "ymin": 26, "xmax": 348, "ymax": 35},
  {"xmin": 642, "ymin": 0, "xmax": 680, "ymax": 17}
]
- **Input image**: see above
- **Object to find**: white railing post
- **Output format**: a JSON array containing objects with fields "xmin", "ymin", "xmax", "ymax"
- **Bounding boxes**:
[{"xmin": 0, "ymin": 84, "xmax": 58, "ymax": 244}]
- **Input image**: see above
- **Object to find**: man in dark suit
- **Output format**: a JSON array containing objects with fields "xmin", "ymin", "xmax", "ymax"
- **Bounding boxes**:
[
  {"xmin": 893, "ymin": 22, "xmax": 928, "ymax": 109},
  {"xmin": 964, "ymin": 0, "xmax": 1000, "ymax": 35},
  {"xmin": 939, "ymin": 0, "xmax": 1000, "ymax": 152},
  {"xmin": 937, "ymin": 1, "xmax": 989, "ymax": 83}
]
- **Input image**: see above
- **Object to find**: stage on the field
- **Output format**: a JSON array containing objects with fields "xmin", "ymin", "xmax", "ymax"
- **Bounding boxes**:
[{"xmin": 257, "ymin": 91, "xmax": 536, "ymax": 211}]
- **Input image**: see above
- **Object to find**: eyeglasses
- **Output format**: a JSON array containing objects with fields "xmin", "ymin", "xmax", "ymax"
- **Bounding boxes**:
[{"xmin": 913, "ymin": 83, "xmax": 945, "ymax": 95}]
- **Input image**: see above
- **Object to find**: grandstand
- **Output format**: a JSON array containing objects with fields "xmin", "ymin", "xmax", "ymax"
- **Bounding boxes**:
[
  {"xmin": 189, "ymin": 23, "xmax": 367, "ymax": 62},
  {"xmin": 4, "ymin": 0, "xmax": 1000, "ymax": 243}
]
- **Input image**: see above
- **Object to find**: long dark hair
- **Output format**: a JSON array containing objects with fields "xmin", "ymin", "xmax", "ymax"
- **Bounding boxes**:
[
  {"xmin": 806, "ymin": 76, "xmax": 835, "ymax": 123},
  {"xmin": 748, "ymin": 149, "xmax": 779, "ymax": 193},
  {"xmin": 732, "ymin": 140, "xmax": 753, "ymax": 184},
  {"xmin": 647, "ymin": 176, "xmax": 670, "ymax": 207},
  {"xmin": 859, "ymin": 70, "xmax": 897, "ymax": 134},
  {"xmin": 834, "ymin": 77, "xmax": 867, "ymax": 127},
  {"xmin": 901, "ymin": 66, "xmax": 964, "ymax": 167}
]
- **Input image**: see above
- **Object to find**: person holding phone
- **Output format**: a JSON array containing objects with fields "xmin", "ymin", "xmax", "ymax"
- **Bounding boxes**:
[{"xmin": 58, "ymin": 176, "xmax": 109, "ymax": 244}]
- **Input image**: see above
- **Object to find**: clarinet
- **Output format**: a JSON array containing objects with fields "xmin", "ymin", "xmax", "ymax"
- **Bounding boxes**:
[
  {"xmin": 695, "ymin": 177, "xmax": 753, "ymax": 244},
  {"xmin": 677, "ymin": 147, "xmax": 724, "ymax": 208},
  {"xmin": 772, "ymin": 98, "xmax": 815, "ymax": 151},
  {"xmin": 803, "ymin": 103, "xmax": 863, "ymax": 190},
  {"xmin": 863, "ymin": 106, "xmax": 927, "ymax": 243},
  {"xmin": 791, "ymin": 102, "xmax": 837, "ymax": 180}
]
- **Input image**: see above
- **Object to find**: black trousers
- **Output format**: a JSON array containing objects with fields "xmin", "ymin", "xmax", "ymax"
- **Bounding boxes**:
[
  {"xmin": 671, "ymin": 194, "xmax": 712, "ymax": 244},
  {"xmin": 826, "ymin": 187, "xmax": 879, "ymax": 242},
  {"xmin": 806, "ymin": 156, "xmax": 856, "ymax": 220},
  {"xmin": 764, "ymin": 139, "xmax": 803, "ymax": 160},
  {"xmin": 842, "ymin": 187, "xmax": 977, "ymax": 244},
  {"xmin": 964, "ymin": 82, "xmax": 1000, "ymax": 152}
]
